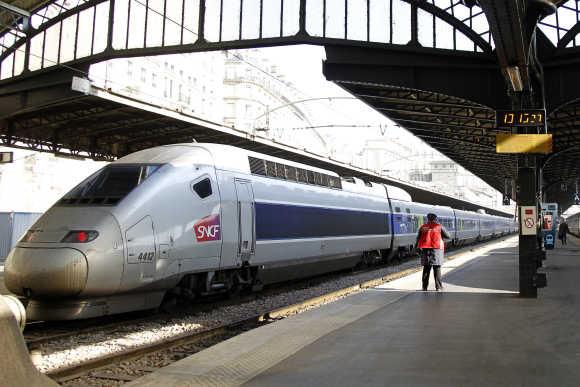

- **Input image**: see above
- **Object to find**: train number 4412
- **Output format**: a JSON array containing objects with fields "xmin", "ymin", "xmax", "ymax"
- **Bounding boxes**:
[{"xmin": 137, "ymin": 252, "xmax": 155, "ymax": 261}]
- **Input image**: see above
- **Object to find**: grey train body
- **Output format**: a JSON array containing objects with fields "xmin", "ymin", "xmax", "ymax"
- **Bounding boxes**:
[{"xmin": 4, "ymin": 144, "xmax": 517, "ymax": 320}]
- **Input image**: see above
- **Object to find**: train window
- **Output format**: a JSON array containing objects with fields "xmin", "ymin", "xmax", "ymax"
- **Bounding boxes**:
[
  {"xmin": 285, "ymin": 165, "xmax": 298, "ymax": 181},
  {"xmin": 265, "ymin": 161, "xmax": 276, "ymax": 177},
  {"xmin": 247, "ymin": 157, "xmax": 341, "ymax": 190},
  {"xmin": 329, "ymin": 176, "xmax": 342, "ymax": 189},
  {"xmin": 275, "ymin": 163, "xmax": 286, "ymax": 179},
  {"xmin": 405, "ymin": 208, "xmax": 410, "ymax": 213},
  {"xmin": 61, "ymin": 164, "xmax": 162, "ymax": 205},
  {"xmin": 313, "ymin": 172, "xmax": 322, "ymax": 185},
  {"xmin": 248, "ymin": 157, "xmax": 266, "ymax": 175},
  {"xmin": 395, "ymin": 207, "xmax": 401, "ymax": 212},
  {"xmin": 193, "ymin": 178, "xmax": 212, "ymax": 198}
]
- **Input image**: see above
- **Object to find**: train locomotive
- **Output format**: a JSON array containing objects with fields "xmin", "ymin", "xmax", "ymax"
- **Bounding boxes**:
[{"xmin": 4, "ymin": 144, "xmax": 516, "ymax": 320}]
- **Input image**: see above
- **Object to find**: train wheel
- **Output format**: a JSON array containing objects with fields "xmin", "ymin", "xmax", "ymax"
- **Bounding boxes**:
[{"xmin": 159, "ymin": 292, "xmax": 179, "ymax": 313}]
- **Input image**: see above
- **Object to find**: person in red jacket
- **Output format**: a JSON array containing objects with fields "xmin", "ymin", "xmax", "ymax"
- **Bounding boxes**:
[{"xmin": 416, "ymin": 213, "xmax": 451, "ymax": 291}]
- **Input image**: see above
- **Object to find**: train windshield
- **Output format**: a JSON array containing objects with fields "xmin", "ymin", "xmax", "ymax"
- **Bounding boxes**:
[{"xmin": 60, "ymin": 164, "xmax": 162, "ymax": 205}]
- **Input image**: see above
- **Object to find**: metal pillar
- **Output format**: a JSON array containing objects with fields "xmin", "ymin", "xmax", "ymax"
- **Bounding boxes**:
[{"xmin": 517, "ymin": 161, "xmax": 538, "ymax": 297}]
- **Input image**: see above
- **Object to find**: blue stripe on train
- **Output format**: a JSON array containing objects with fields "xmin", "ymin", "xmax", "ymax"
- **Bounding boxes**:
[{"xmin": 255, "ymin": 202, "xmax": 390, "ymax": 240}]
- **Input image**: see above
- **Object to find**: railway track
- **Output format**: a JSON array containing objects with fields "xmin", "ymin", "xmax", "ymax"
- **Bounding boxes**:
[
  {"xmin": 24, "ymin": 249, "xmax": 415, "ymax": 348},
  {"xmin": 27, "ymin": 237, "xmax": 512, "ymax": 385}
]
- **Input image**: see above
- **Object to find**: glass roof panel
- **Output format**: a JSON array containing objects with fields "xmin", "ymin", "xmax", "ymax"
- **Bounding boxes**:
[
  {"xmin": 427, "ymin": 0, "xmax": 494, "ymax": 49},
  {"xmin": 1, "ymin": 0, "xmax": 91, "ymax": 56},
  {"xmin": 538, "ymin": 0, "xmax": 580, "ymax": 47}
]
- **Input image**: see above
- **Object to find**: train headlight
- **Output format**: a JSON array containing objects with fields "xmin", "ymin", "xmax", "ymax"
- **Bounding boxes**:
[{"xmin": 61, "ymin": 231, "xmax": 99, "ymax": 243}]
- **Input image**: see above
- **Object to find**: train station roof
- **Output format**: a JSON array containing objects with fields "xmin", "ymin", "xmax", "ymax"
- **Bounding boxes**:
[
  {"xmin": 2, "ymin": 0, "xmax": 580, "ymax": 210},
  {"xmin": 1, "ymin": 76, "xmax": 510, "ymax": 216}
]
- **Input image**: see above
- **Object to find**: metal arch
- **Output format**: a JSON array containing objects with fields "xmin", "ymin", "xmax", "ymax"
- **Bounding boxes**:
[
  {"xmin": 541, "ymin": 95, "xmax": 580, "ymax": 201},
  {"xmin": 0, "ymin": 0, "xmax": 497, "ymax": 83},
  {"xmin": 0, "ymin": 0, "xmax": 54, "ymax": 39},
  {"xmin": 556, "ymin": 22, "xmax": 580, "ymax": 48},
  {"xmin": 401, "ymin": 0, "xmax": 492, "ymax": 53},
  {"xmin": 0, "ymin": 0, "xmax": 104, "ymax": 63},
  {"xmin": 538, "ymin": 0, "xmax": 580, "ymax": 50},
  {"xmin": 0, "ymin": 0, "xmax": 93, "ymax": 62}
]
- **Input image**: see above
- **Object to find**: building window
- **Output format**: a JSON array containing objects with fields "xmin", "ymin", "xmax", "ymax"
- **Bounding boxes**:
[
  {"xmin": 140, "ymin": 67, "xmax": 146, "ymax": 82},
  {"xmin": 152, "ymin": 73, "xmax": 157, "ymax": 88},
  {"xmin": 227, "ymin": 103, "xmax": 235, "ymax": 117}
]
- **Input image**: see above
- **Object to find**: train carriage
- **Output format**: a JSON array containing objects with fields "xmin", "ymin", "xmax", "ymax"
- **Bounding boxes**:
[
  {"xmin": 453, "ymin": 209, "xmax": 481, "ymax": 245},
  {"xmin": 567, "ymin": 212, "xmax": 580, "ymax": 235},
  {"xmin": 4, "ymin": 143, "xmax": 515, "ymax": 320}
]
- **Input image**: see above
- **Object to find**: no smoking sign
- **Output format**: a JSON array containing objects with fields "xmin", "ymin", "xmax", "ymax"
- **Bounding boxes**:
[{"xmin": 520, "ymin": 206, "xmax": 537, "ymax": 236}]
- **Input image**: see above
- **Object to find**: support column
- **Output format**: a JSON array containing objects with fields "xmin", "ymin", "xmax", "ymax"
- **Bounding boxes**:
[{"xmin": 517, "ymin": 162, "xmax": 538, "ymax": 298}]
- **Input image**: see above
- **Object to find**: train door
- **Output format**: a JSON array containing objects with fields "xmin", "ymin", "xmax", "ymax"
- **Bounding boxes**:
[
  {"xmin": 234, "ymin": 179, "xmax": 255, "ymax": 264},
  {"xmin": 125, "ymin": 216, "xmax": 156, "ymax": 282}
]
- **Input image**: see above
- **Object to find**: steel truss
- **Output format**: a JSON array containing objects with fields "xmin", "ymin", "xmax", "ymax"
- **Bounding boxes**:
[{"xmin": 0, "ymin": 0, "xmax": 499, "ymax": 83}]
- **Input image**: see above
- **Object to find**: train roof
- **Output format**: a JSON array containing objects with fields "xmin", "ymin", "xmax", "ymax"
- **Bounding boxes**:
[{"xmin": 115, "ymin": 143, "xmax": 338, "ymax": 176}]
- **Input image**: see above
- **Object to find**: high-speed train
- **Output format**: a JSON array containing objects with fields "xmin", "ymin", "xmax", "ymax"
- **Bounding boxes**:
[
  {"xmin": 4, "ymin": 144, "xmax": 516, "ymax": 320},
  {"xmin": 567, "ymin": 212, "xmax": 580, "ymax": 235}
]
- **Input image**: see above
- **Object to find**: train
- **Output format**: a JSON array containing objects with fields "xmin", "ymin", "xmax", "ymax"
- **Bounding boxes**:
[
  {"xmin": 4, "ymin": 144, "xmax": 516, "ymax": 320},
  {"xmin": 567, "ymin": 212, "xmax": 580, "ymax": 236}
]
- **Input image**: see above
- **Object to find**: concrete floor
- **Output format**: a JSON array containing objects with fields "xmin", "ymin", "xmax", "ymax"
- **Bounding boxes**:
[{"xmin": 129, "ymin": 236, "xmax": 580, "ymax": 386}]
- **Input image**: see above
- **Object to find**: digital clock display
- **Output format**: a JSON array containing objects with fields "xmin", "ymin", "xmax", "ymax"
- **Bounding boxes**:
[{"xmin": 496, "ymin": 109, "xmax": 545, "ymax": 127}]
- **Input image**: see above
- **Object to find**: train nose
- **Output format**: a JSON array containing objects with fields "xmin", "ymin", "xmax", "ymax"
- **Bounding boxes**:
[{"xmin": 4, "ymin": 247, "xmax": 88, "ymax": 298}]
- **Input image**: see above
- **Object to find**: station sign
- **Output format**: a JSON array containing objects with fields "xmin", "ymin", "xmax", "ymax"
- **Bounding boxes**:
[
  {"xmin": 0, "ymin": 152, "xmax": 13, "ymax": 163},
  {"xmin": 542, "ymin": 213, "xmax": 553, "ymax": 231},
  {"xmin": 496, "ymin": 109, "xmax": 545, "ymax": 128},
  {"xmin": 502, "ymin": 194, "xmax": 511, "ymax": 205},
  {"xmin": 520, "ymin": 206, "xmax": 537, "ymax": 236},
  {"xmin": 496, "ymin": 134, "xmax": 552, "ymax": 154}
]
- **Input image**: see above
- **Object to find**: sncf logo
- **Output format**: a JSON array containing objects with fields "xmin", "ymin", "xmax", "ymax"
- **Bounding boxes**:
[{"xmin": 194, "ymin": 214, "xmax": 221, "ymax": 242}]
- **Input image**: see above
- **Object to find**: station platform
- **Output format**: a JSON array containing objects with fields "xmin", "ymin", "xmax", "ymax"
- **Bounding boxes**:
[{"xmin": 128, "ymin": 236, "xmax": 580, "ymax": 386}]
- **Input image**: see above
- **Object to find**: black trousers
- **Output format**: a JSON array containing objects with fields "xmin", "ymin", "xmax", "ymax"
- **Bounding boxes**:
[
  {"xmin": 422, "ymin": 264, "xmax": 442, "ymax": 290},
  {"xmin": 562, "ymin": 233, "xmax": 567, "ymax": 245}
]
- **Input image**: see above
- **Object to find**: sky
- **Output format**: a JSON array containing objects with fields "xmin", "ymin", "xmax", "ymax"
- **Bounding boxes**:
[{"xmin": 243, "ymin": 45, "xmax": 422, "ymax": 151}]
